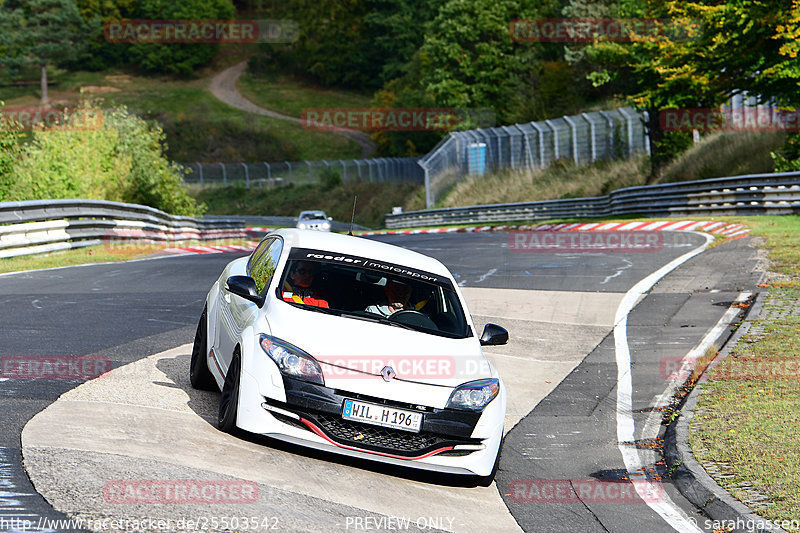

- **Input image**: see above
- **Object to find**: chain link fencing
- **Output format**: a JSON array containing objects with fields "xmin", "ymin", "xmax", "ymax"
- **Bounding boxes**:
[
  {"xmin": 179, "ymin": 157, "xmax": 424, "ymax": 188},
  {"xmin": 418, "ymin": 107, "xmax": 650, "ymax": 208}
]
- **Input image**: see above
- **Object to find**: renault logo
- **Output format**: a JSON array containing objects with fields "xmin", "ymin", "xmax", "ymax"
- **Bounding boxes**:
[{"xmin": 380, "ymin": 366, "xmax": 396, "ymax": 382}]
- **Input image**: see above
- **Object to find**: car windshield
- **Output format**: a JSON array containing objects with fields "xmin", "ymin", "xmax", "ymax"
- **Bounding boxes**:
[
  {"xmin": 301, "ymin": 212, "xmax": 327, "ymax": 220},
  {"xmin": 277, "ymin": 247, "xmax": 471, "ymax": 339}
]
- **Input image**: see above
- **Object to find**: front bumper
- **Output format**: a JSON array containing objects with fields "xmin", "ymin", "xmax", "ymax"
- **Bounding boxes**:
[
  {"xmin": 236, "ymin": 369, "xmax": 504, "ymax": 476},
  {"xmin": 265, "ymin": 376, "xmax": 484, "ymax": 459}
]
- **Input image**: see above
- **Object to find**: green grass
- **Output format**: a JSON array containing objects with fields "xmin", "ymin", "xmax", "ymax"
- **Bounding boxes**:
[
  {"xmin": 1, "ymin": 63, "xmax": 361, "ymax": 162},
  {"xmin": 688, "ymin": 215, "xmax": 800, "ymax": 529},
  {"xmin": 238, "ymin": 71, "xmax": 373, "ymax": 119},
  {"xmin": 438, "ymin": 132, "xmax": 785, "ymax": 208},
  {"xmin": 192, "ymin": 181, "xmax": 425, "ymax": 229}
]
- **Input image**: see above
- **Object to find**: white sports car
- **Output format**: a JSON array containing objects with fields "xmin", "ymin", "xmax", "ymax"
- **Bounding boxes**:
[{"xmin": 190, "ymin": 228, "xmax": 508, "ymax": 482}]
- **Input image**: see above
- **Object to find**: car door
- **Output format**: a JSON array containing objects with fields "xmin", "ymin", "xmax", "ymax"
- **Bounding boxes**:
[{"xmin": 217, "ymin": 238, "xmax": 282, "ymax": 371}]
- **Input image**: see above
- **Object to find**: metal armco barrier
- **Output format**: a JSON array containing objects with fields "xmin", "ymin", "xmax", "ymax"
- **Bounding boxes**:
[
  {"xmin": 385, "ymin": 172, "xmax": 800, "ymax": 228},
  {"xmin": 0, "ymin": 199, "xmax": 246, "ymax": 259}
]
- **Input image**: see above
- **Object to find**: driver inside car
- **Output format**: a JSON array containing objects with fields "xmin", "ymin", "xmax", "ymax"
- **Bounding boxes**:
[
  {"xmin": 366, "ymin": 279, "xmax": 413, "ymax": 316},
  {"xmin": 282, "ymin": 261, "xmax": 329, "ymax": 308}
]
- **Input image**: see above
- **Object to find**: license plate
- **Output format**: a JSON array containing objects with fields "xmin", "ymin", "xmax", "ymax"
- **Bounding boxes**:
[{"xmin": 342, "ymin": 399, "xmax": 423, "ymax": 433}]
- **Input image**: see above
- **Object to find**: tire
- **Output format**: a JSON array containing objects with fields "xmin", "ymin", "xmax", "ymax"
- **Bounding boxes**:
[
  {"xmin": 190, "ymin": 307, "xmax": 216, "ymax": 391},
  {"xmin": 217, "ymin": 352, "xmax": 241, "ymax": 433}
]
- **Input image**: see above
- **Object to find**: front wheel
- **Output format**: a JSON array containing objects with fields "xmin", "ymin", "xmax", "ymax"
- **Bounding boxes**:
[
  {"xmin": 218, "ymin": 353, "xmax": 241, "ymax": 433},
  {"xmin": 190, "ymin": 308, "xmax": 216, "ymax": 390}
]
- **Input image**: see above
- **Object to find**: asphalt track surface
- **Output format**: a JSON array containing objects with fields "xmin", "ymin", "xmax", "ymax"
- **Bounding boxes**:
[{"xmin": 0, "ymin": 231, "xmax": 763, "ymax": 532}]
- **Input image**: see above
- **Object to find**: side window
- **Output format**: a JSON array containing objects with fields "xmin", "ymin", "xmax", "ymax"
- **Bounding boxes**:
[{"xmin": 249, "ymin": 238, "xmax": 283, "ymax": 294}]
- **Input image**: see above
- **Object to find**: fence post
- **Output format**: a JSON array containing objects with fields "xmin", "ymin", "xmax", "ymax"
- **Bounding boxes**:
[
  {"xmin": 196, "ymin": 163, "xmax": 204, "ymax": 185},
  {"xmin": 354, "ymin": 160, "xmax": 363, "ymax": 180},
  {"xmin": 618, "ymin": 108, "xmax": 635, "ymax": 158},
  {"xmin": 530, "ymin": 121, "xmax": 546, "ymax": 169},
  {"xmin": 598, "ymin": 111, "xmax": 615, "ymax": 159},
  {"xmin": 339, "ymin": 160, "xmax": 347, "ymax": 181},
  {"xmin": 544, "ymin": 120, "xmax": 560, "ymax": 161},
  {"xmin": 241, "ymin": 163, "xmax": 250, "ymax": 188},
  {"xmin": 220, "ymin": 162, "xmax": 227, "ymax": 186},
  {"xmin": 562, "ymin": 115, "xmax": 579, "ymax": 164},
  {"xmin": 581, "ymin": 113, "xmax": 597, "ymax": 162},
  {"xmin": 421, "ymin": 161, "xmax": 432, "ymax": 209},
  {"xmin": 305, "ymin": 160, "xmax": 313, "ymax": 184},
  {"xmin": 264, "ymin": 162, "xmax": 271, "ymax": 186},
  {"xmin": 285, "ymin": 161, "xmax": 292, "ymax": 183}
]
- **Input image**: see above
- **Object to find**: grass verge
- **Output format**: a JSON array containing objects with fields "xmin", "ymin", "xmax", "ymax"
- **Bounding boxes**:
[
  {"xmin": 192, "ymin": 181, "xmax": 425, "ymax": 229},
  {"xmin": 0, "ymin": 243, "xmax": 175, "ymax": 274},
  {"xmin": 1, "ymin": 65, "xmax": 361, "ymax": 163},
  {"xmin": 688, "ymin": 215, "xmax": 800, "ymax": 529},
  {"xmin": 238, "ymin": 71, "xmax": 372, "ymax": 119},
  {"xmin": 439, "ymin": 132, "xmax": 783, "ymax": 208}
]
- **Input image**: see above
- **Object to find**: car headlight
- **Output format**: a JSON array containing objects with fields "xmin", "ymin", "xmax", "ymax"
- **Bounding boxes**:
[
  {"xmin": 446, "ymin": 378, "xmax": 499, "ymax": 410},
  {"xmin": 298, "ymin": 223, "xmax": 307, "ymax": 229},
  {"xmin": 259, "ymin": 335, "xmax": 324, "ymax": 385},
  {"xmin": 321, "ymin": 222, "xmax": 330, "ymax": 230}
]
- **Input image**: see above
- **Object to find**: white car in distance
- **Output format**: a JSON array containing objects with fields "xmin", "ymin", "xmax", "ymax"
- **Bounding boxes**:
[
  {"xmin": 190, "ymin": 229, "xmax": 508, "ymax": 483},
  {"xmin": 296, "ymin": 210, "xmax": 332, "ymax": 231}
]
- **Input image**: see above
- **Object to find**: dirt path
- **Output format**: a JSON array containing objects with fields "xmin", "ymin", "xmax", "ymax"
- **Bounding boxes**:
[{"xmin": 208, "ymin": 61, "xmax": 376, "ymax": 158}]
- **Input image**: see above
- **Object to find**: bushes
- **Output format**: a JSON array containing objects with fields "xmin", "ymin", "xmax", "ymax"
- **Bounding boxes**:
[{"xmin": 0, "ymin": 104, "xmax": 204, "ymax": 216}]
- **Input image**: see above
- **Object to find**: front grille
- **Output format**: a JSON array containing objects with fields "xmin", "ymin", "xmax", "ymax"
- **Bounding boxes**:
[{"xmin": 313, "ymin": 414, "xmax": 456, "ymax": 455}]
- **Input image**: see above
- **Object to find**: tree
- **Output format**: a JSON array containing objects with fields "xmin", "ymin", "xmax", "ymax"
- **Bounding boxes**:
[
  {"xmin": 0, "ymin": 0, "xmax": 89, "ymax": 103},
  {"xmin": 584, "ymin": 0, "xmax": 800, "ymax": 177}
]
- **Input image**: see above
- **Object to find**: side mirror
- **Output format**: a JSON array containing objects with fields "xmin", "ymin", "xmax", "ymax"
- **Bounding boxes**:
[
  {"xmin": 480, "ymin": 323, "xmax": 508, "ymax": 346},
  {"xmin": 328, "ymin": 216, "xmax": 333, "ymax": 221},
  {"xmin": 226, "ymin": 276, "xmax": 265, "ymax": 307}
]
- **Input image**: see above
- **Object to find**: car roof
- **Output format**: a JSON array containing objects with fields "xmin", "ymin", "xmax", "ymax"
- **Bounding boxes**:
[
  {"xmin": 270, "ymin": 228, "xmax": 452, "ymax": 277},
  {"xmin": 298, "ymin": 210, "xmax": 326, "ymax": 216}
]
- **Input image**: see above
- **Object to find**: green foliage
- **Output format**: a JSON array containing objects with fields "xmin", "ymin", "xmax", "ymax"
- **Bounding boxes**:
[
  {"xmin": 772, "ymin": 132, "xmax": 800, "ymax": 172},
  {"xmin": 0, "ymin": 104, "xmax": 23, "ymax": 198},
  {"xmin": 319, "ymin": 165, "xmax": 342, "ymax": 190},
  {"xmin": 1, "ymin": 105, "xmax": 204, "ymax": 216},
  {"xmin": 0, "ymin": 0, "xmax": 91, "ymax": 100}
]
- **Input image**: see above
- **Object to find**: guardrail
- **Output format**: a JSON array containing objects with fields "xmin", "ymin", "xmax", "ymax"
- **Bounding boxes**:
[
  {"xmin": 385, "ymin": 172, "xmax": 800, "ymax": 228},
  {"xmin": 0, "ymin": 199, "xmax": 247, "ymax": 259}
]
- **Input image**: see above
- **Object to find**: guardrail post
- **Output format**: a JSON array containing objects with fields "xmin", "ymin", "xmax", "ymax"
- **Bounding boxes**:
[{"xmin": 241, "ymin": 163, "xmax": 250, "ymax": 188}]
